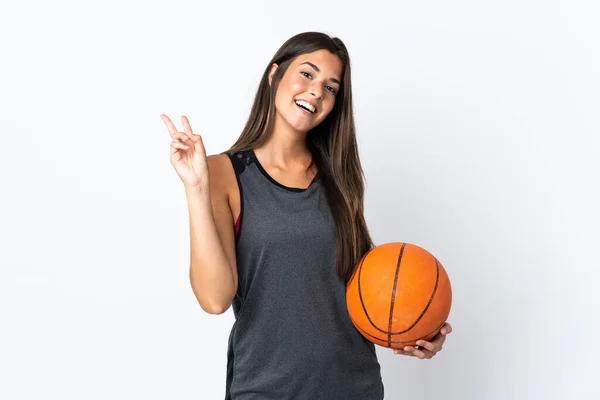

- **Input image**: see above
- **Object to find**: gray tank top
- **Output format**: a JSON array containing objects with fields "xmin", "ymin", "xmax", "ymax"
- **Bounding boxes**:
[{"xmin": 224, "ymin": 149, "xmax": 384, "ymax": 400}]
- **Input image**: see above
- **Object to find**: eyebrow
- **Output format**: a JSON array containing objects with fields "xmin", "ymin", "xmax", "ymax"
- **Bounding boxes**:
[{"xmin": 300, "ymin": 61, "xmax": 341, "ymax": 85}]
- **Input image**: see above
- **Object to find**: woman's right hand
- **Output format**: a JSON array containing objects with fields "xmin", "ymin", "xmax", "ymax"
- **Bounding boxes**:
[{"xmin": 161, "ymin": 114, "xmax": 209, "ymax": 191}]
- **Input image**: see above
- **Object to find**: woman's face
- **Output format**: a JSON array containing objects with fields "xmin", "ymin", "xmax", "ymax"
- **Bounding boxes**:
[{"xmin": 270, "ymin": 49, "xmax": 343, "ymax": 134}]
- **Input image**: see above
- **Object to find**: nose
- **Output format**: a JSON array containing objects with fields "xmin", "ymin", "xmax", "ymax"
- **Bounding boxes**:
[{"xmin": 309, "ymin": 82, "xmax": 323, "ymax": 99}]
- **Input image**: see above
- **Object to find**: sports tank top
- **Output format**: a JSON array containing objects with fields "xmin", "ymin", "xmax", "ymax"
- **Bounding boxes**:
[{"xmin": 223, "ymin": 149, "xmax": 384, "ymax": 400}]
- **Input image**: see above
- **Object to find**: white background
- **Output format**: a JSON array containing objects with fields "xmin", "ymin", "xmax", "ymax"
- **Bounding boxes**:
[{"xmin": 1, "ymin": 0, "xmax": 599, "ymax": 399}]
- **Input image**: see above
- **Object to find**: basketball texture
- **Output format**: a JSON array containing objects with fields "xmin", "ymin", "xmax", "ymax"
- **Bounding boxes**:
[{"xmin": 346, "ymin": 242, "xmax": 452, "ymax": 349}]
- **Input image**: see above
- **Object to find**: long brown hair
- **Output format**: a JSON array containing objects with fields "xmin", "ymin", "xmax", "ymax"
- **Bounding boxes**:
[{"xmin": 228, "ymin": 32, "xmax": 374, "ymax": 285}]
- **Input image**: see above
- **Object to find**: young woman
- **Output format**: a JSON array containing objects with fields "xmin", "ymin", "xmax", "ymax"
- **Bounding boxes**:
[{"xmin": 162, "ymin": 31, "xmax": 452, "ymax": 399}]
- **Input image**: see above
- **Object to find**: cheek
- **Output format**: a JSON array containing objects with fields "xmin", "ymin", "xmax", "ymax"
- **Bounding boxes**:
[
  {"xmin": 287, "ymin": 75, "xmax": 308, "ymax": 93},
  {"xmin": 319, "ymin": 98, "xmax": 336, "ymax": 117},
  {"xmin": 275, "ymin": 76, "xmax": 305, "ymax": 105}
]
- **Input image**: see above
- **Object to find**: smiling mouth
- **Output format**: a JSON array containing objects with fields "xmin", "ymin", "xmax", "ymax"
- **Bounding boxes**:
[
  {"xmin": 294, "ymin": 100, "xmax": 316, "ymax": 114},
  {"xmin": 296, "ymin": 105, "xmax": 314, "ymax": 115}
]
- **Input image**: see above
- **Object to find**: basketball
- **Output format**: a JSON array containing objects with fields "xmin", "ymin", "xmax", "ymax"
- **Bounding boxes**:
[{"xmin": 346, "ymin": 242, "xmax": 452, "ymax": 349}]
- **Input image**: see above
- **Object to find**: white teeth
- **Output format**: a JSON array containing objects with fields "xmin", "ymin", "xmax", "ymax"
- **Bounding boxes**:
[{"xmin": 295, "ymin": 100, "xmax": 315, "ymax": 113}]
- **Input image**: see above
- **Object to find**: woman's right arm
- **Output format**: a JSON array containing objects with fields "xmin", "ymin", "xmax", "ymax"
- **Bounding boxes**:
[
  {"xmin": 186, "ymin": 155, "xmax": 238, "ymax": 315},
  {"xmin": 161, "ymin": 114, "xmax": 237, "ymax": 315}
]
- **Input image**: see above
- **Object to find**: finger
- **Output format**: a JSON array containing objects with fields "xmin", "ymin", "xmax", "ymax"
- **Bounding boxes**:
[
  {"xmin": 181, "ymin": 115, "xmax": 195, "ymax": 139},
  {"xmin": 441, "ymin": 322, "xmax": 452, "ymax": 335},
  {"xmin": 404, "ymin": 346, "xmax": 430, "ymax": 360},
  {"xmin": 393, "ymin": 348, "xmax": 414, "ymax": 356},
  {"xmin": 414, "ymin": 347, "xmax": 435, "ymax": 359},
  {"xmin": 191, "ymin": 131, "xmax": 207, "ymax": 156},
  {"xmin": 161, "ymin": 114, "xmax": 179, "ymax": 137},
  {"xmin": 416, "ymin": 340, "xmax": 438, "ymax": 353},
  {"xmin": 173, "ymin": 132, "xmax": 190, "ymax": 142},
  {"xmin": 171, "ymin": 140, "xmax": 189, "ymax": 151},
  {"xmin": 430, "ymin": 333, "xmax": 447, "ymax": 346},
  {"xmin": 170, "ymin": 141, "xmax": 182, "ymax": 157},
  {"xmin": 412, "ymin": 348, "xmax": 426, "ymax": 359},
  {"xmin": 174, "ymin": 123, "xmax": 201, "ymax": 148}
]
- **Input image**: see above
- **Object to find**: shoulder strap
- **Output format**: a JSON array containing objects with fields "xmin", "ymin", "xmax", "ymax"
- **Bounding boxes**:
[{"xmin": 223, "ymin": 150, "xmax": 252, "ymax": 177}]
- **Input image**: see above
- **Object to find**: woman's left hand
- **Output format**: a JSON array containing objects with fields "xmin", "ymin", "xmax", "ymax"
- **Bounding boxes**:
[{"xmin": 393, "ymin": 322, "xmax": 452, "ymax": 360}]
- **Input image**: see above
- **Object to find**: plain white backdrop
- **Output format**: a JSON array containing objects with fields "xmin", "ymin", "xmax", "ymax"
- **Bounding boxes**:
[{"xmin": 1, "ymin": 0, "xmax": 598, "ymax": 399}]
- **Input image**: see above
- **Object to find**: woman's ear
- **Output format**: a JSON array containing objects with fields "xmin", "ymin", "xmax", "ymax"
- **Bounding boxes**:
[{"xmin": 268, "ymin": 63, "xmax": 278, "ymax": 86}]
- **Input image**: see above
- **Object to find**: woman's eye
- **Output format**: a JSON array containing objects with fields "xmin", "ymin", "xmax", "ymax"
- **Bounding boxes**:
[
  {"xmin": 301, "ymin": 71, "xmax": 312, "ymax": 79},
  {"xmin": 326, "ymin": 85, "xmax": 336, "ymax": 94}
]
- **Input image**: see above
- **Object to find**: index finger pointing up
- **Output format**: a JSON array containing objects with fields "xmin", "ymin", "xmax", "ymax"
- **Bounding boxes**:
[{"xmin": 160, "ymin": 114, "xmax": 179, "ymax": 138}]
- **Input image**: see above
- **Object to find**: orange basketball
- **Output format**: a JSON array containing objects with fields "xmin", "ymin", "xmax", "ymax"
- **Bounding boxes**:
[{"xmin": 346, "ymin": 242, "xmax": 452, "ymax": 349}]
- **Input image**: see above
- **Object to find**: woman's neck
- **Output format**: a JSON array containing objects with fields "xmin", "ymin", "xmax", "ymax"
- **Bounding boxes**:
[{"xmin": 255, "ymin": 120, "xmax": 312, "ymax": 169}]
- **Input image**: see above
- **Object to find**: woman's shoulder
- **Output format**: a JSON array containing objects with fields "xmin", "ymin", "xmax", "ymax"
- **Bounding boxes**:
[
  {"xmin": 206, "ymin": 153, "xmax": 237, "ymax": 195},
  {"xmin": 216, "ymin": 149, "xmax": 254, "ymax": 175},
  {"xmin": 222, "ymin": 149, "xmax": 253, "ymax": 163},
  {"xmin": 207, "ymin": 149, "xmax": 258, "ymax": 187},
  {"xmin": 206, "ymin": 152, "xmax": 245, "ymax": 222}
]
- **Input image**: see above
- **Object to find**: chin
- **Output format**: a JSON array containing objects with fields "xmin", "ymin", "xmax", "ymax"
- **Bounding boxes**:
[
  {"xmin": 277, "ymin": 107, "xmax": 323, "ymax": 134},
  {"xmin": 290, "ymin": 125, "xmax": 311, "ymax": 135},
  {"xmin": 295, "ymin": 120, "xmax": 320, "ymax": 133},
  {"xmin": 285, "ymin": 116, "xmax": 316, "ymax": 133}
]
